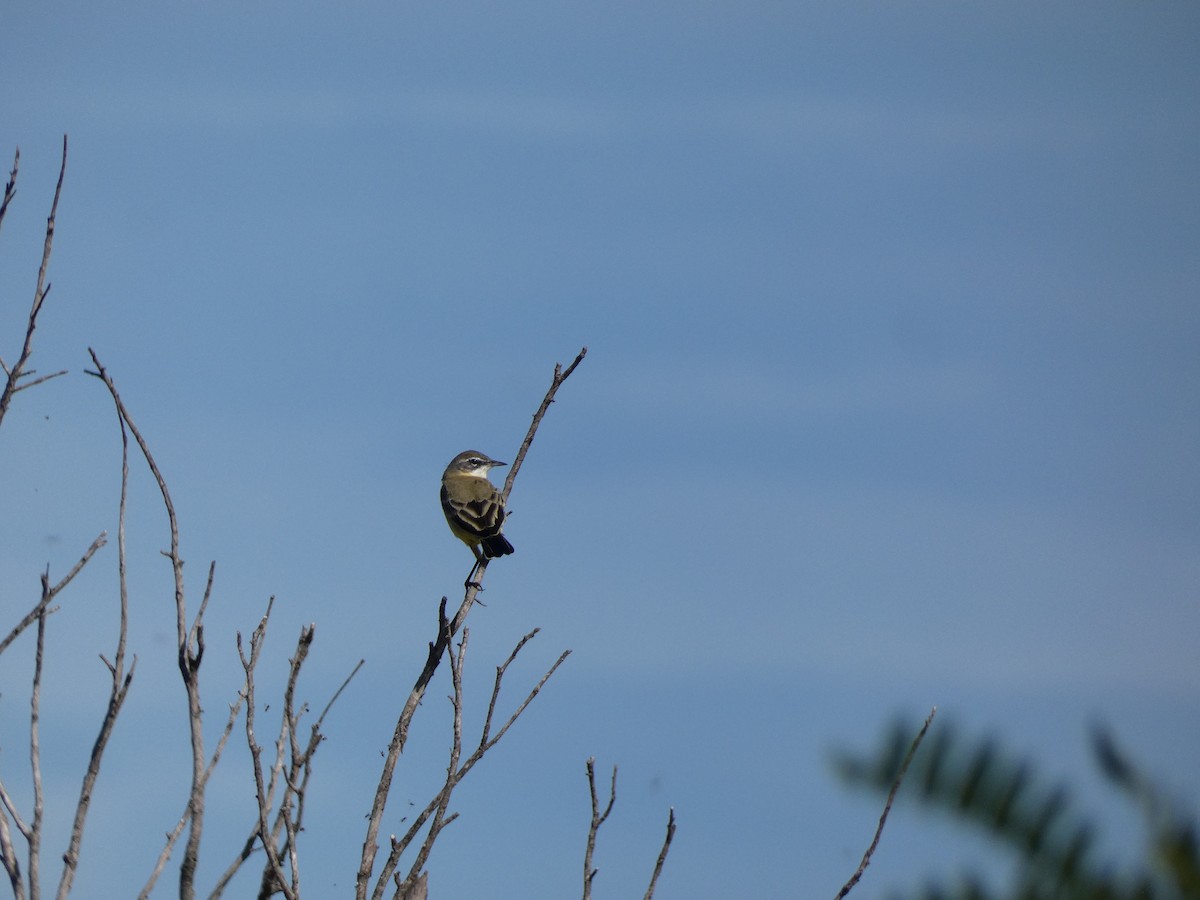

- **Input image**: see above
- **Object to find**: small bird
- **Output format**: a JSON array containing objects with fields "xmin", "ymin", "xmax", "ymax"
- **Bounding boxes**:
[{"xmin": 441, "ymin": 450, "xmax": 514, "ymax": 585}]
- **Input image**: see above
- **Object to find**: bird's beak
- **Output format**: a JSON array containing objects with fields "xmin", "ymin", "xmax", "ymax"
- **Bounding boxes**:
[{"xmin": 492, "ymin": 460, "xmax": 508, "ymax": 467}]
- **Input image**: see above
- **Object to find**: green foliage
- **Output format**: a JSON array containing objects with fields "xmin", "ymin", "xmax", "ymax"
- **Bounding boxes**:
[{"xmin": 836, "ymin": 720, "xmax": 1199, "ymax": 900}]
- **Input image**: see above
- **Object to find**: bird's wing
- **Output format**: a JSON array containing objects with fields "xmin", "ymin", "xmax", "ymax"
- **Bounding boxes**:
[{"xmin": 441, "ymin": 483, "xmax": 506, "ymax": 539}]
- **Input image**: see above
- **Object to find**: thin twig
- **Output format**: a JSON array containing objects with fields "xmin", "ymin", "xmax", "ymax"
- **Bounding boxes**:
[
  {"xmin": 502, "ymin": 345, "xmax": 587, "ymax": 502},
  {"xmin": 479, "ymin": 645, "xmax": 571, "ymax": 756},
  {"xmin": 12, "ymin": 369, "xmax": 68, "ymax": 393},
  {"xmin": 0, "ymin": 145, "xmax": 18, "ymax": 234},
  {"xmin": 0, "ymin": 136, "xmax": 67, "ymax": 431},
  {"xmin": 0, "ymin": 534, "xmax": 107, "ymax": 657},
  {"xmin": 316, "ymin": 659, "xmax": 363, "ymax": 728},
  {"xmin": 643, "ymin": 807, "xmax": 676, "ymax": 900},
  {"xmin": 835, "ymin": 706, "xmax": 937, "ymax": 899}
]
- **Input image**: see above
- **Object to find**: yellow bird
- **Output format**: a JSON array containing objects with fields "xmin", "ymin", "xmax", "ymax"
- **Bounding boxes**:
[{"xmin": 441, "ymin": 450, "xmax": 514, "ymax": 583}]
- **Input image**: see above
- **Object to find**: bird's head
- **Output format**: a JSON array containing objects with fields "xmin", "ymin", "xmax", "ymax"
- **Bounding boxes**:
[{"xmin": 445, "ymin": 450, "xmax": 507, "ymax": 479}]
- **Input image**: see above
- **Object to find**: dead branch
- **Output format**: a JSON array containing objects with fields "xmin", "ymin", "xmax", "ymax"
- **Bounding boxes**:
[
  {"xmin": 140, "ymin": 693, "xmax": 245, "ymax": 900},
  {"xmin": 0, "ymin": 145, "xmax": 18, "ymax": 232},
  {"xmin": 0, "ymin": 798, "xmax": 22, "ymax": 900},
  {"xmin": 501, "ymin": 345, "xmax": 587, "ymax": 502},
  {"xmin": 28, "ymin": 612, "xmax": 47, "ymax": 899},
  {"xmin": 0, "ymin": 136, "xmax": 68, "ymax": 431},
  {"xmin": 579, "ymin": 757, "xmax": 674, "ymax": 900},
  {"xmin": 643, "ymin": 808, "xmax": 676, "ymax": 900},
  {"xmin": 86, "ymin": 349, "xmax": 209, "ymax": 900},
  {"xmin": 582, "ymin": 758, "xmax": 617, "ymax": 900},
  {"xmin": 256, "ymin": 622, "xmax": 317, "ymax": 899},
  {"xmin": 0, "ymin": 534, "xmax": 108, "ymax": 657},
  {"xmin": 835, "ymin": 706, "xmax": 937, "ymax": 899},
  {"xmin": 55, "ymin": 359, "xmax": 141, "ymax": 900},
  {"xmin": 356, "ymin": 349, "xmax": 586, "ymax": 898},
  {"xmin": 0, "ymin": 527, "xmax": 107, "ymax": 900},
  {"xmin": 236, "ymin": 599, "xmax": 297, "ymax": 900},
  {"xmin": 203, "ymin": 654, "xmax": 360, "ymax": 900},
  {"xmin": 377, "ymin": 630, "xmax": 570, "ymax": 900},
  {"xmin": 387, "ymin": 626, "xmax": 470, "ymax": 898}
]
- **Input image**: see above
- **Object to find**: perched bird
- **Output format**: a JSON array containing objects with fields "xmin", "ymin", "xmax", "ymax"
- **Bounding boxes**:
[{"xmin": 441, "ymin": 450, "xmax": 514, "ymax": 584}]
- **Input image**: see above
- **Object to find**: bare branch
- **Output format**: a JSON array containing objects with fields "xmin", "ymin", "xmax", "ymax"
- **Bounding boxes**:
[
  {"xmin": 256, "ymin": 623, "xmax": 316, "ymax": 899},
  {"xmin": 455, "ymin": 346, "xmax": 588, "ymax": 612},
  {"xmin": 357, "ymin": 351, "xmax": 586, "ymax": 897},
  {"xmin": 11, "ymin": 369, "xmax": 68, "ymax": 393},
  {"xmin": 0, "ymin": 525, "xmax": 106, "ymax": 900},
  {"xmin": 835, "ymin": 706, "xmax": 937, "ymax": 899},
  {"xmin": 375, "ymin": 632, "xmax": 570, "ymax": 899},
  {"xmin": 0, "ymin": 780, "xmax": 30, "ymax": 841},
  {"xmin": 207, "ymin": 655, "xmax": 359, "ymax": 900},
  {"xmin": 0, "ymin": 795, "xmax": 24, "ymax": 900},
  {"xmin": 237, "ymin": 600, "xmax": 297, "ymax": 900},
  {"xmin": 278, "ymin": 651, "xmax": 361, "ymax": 854},
  {"xmin": 643, "ymin": 808, "xmax": 676, "ymax": 900},
  {"xmin": 0, "ymin": 145, "xmax": 18, "ymax": 233},
  {"xmin": 582, "ymin": 758, "xmax": 617, "ymax": 900},
  {"xmin": 0, "ymin": 534, "xmax": 107, "ymax": 658},
  {"xmin": 479, "ymin": 638, "xmax": 570, "ymax": 755},
  {"xmin": 142, "ymin": 692, "xmax": 245, "ymax": 900},
  {"xmin": 28, "ymin": 612, "xmax": 48, "ymax": 899},
  {"xmin": 0, "ymin": 136, "xmax": 67, "ymax": 431},
  {"xmin": 358, "ymin": 599, "xmax": 451, "ymax": 898},
  {"xmin": 391, "ymin": 627, "xmax": 471, "ymax": 895},
  {"xmin": 87, "ymin": 349, "xmax": 210, "ymax": 900},
  {"xmin": 501, "ymin": 346, "xmax": 587, "ymax": 502},
  {"xmin": 56, "ymin": 404, "xmax": 140, "ymax": 899},
  {"xmin": 315, "ymin": 658, "xmax": 363, "ymax": 729}
]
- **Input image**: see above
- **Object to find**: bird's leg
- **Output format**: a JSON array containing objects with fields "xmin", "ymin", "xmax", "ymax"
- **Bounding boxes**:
[{"xmin": 465, "ymin": 545, "xmax": 486, "ymax": 590}]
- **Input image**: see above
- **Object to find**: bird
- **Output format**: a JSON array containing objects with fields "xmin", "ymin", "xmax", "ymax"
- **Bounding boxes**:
[{"xmin": 440, "ymin": 450, "xmax": 514, "ymax": 585}]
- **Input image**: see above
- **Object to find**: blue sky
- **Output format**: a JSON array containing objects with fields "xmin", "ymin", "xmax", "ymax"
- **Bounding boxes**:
[{"xmin": 2, "ymin": 2, "xmax": 1198, "ymax": 897}]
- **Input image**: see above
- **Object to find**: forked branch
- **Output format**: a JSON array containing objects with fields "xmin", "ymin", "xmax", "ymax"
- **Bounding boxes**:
[
  {"xmin": 356, "ymin": 348, "xmax": 586, "ymax": 898},
  {"xmin": 582, "ymin": 759, "xmax": 617, "ymax": 900},
  {"xmin": 378, "ymin": 630, "xmax": 570, "ymax": 899},
  {"xmin": 0, "ymin": 535, "xmax": 107, "ymax": 658},
  {"xmin": 0, "ymin": 529, "xmax": 108, "ymax": 900},
  {"xmin": 237, "ymin": 600, "xmax": 297, "ymax": 900},
  {"xmin": 581, "ymin": 759, "xmax": 676, "ymax": 900},
  {"xmin": 0, "ymin": 136, "xmax": 69, "ymax": 431},
  {"xmin": 86, "ymin": 349, "xmax": 209, "ymax": 900}
]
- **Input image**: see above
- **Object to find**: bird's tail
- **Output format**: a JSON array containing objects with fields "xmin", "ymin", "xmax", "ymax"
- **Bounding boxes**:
[{"xmin": 481, "ymin": 535, "xmax": 515, "ymax": 558}]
